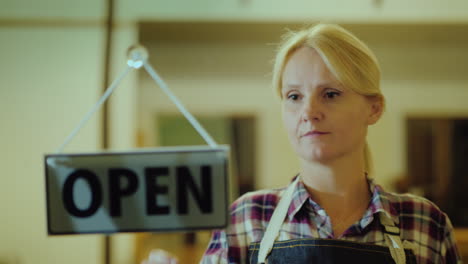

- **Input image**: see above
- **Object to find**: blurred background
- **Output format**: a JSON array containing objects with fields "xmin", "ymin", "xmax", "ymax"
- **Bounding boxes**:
[{"xmin": 1, "ymin": 0, "xmax": 468, "ymax": 263}]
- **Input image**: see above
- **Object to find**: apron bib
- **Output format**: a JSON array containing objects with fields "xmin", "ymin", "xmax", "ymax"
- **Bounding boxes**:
[
  {"xmin": 248, "ymin": 177, "xmax": 417, "ymax": 264},
  {"xmin": 248, "ymin": 238, "xmax": 417, "ymax": 264}
]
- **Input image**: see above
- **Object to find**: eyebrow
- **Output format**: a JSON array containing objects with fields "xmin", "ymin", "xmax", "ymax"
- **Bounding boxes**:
[
  {"xmin": 282, "ymin": 82, "xmax": 343, "ymax": 91},
  {"xmin": 282, "ymin": 84, "xmax": 302, "ymax": 90}
]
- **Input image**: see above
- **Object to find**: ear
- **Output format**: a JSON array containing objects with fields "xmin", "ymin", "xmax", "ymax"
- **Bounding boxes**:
[{"xmin": 367, "ymin": 96, "xmax": 384, "ymax": 125}]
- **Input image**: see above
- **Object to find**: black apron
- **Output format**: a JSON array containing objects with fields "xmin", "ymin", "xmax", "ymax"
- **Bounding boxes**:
[
  {"xmin": 248, "ymin": 236, "xmax": 417, "ymax": 263},
  {"xmin": 247, "ymin": 177, "xmax": 417, "ymax": 264}
]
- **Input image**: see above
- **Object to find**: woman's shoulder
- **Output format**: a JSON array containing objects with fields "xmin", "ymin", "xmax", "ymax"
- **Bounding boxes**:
[
  {"xmin": 380, "ymin": 188, "xmax": 451, "ymax": 230},
  {"xmin": 378, "ymin": 188, "xmax": 460, "ymax": 262}
]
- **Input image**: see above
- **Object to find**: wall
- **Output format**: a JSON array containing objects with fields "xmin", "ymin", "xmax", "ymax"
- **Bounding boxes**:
[
  {"xmin": 363, "ymin": 24, "xmax": 468, "ymax": 188},
  {"xmin": 116, "ymin": 0, "xmax": 468, "ymax": 23},
  {"xmin": 0, "ymin": 24, "xmax": 104, "ymax": 264},
  {"xmin": 0, "ymin": 2, "xmax": 139, "ymax": 264}
]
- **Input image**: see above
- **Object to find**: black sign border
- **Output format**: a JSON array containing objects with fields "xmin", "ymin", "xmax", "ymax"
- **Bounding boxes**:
[{"xmin": 44, "ymin": 146, "xmax": 229, "ymax": 235}]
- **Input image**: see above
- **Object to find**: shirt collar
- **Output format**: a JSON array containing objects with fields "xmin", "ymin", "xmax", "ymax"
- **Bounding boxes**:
[
  {"xmin": 364, "ymin": 178, "xmax": 400, "ymax": 226},
  {"xmin": 286, "ymin": 177, "xmax": 400, "ymax": 226},
  {"xmin": 286, "ymin": 178, "xmax": 310, "ymax": 221}
]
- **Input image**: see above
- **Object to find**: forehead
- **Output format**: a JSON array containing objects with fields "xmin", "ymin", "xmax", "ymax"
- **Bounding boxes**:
[{"xmin": 282, "ymin": 47, "xmax": 339, "ymax": 88}]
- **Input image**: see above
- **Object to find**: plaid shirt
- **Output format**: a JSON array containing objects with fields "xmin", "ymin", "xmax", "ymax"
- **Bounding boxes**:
[{"xmin": 201, "ymin": 178, "xmax": 461, "ymax": 264}]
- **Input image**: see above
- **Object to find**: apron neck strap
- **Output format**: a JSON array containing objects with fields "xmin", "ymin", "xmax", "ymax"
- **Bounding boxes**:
[
  {"xmin": 257, "ymin": 176, "xmax": 299, "ymax": 264},
  {"xmin": 379, "ymin": 213, "xmax": 407, "ymax": 264}
]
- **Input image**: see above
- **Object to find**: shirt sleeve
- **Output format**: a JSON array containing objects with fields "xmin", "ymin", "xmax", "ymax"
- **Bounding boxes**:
[
  {"xmin": 440, "ymin": 214, "xmax": 462, "ymax": 264},
  {"xmin": 200, "ymin": 195, "xmax": 256, "ymax": 264},
  {"xmin": 200, "ymin": 224, "xmax": 252, "ymax": 264},
  {"xmin": 200, "ymin": 229, "xmax": 229, "ymax": 264}
]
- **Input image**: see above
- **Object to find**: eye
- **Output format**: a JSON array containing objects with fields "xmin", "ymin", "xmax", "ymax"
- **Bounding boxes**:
[
  {"xmin": 287, "ymin": 93, "xmax": 300, "ymax": 101},
  {"xmin": 324, "ymin": 90, "xmax": 341, "ymax": 99}
]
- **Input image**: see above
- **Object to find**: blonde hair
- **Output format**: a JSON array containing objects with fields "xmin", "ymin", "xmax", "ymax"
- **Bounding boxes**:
[{"xmin": 273, "ymin": 23, "xmax": 384, "ymax": 176}]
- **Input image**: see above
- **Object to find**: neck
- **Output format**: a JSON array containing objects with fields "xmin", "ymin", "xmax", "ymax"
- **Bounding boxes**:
[
  {"xmin": 300, "ymin": 159, "xmax": 367, "ymax": 196},
  {"xmin": 299, "ymin": 149, "xmax": 371, "ymax": 225}
]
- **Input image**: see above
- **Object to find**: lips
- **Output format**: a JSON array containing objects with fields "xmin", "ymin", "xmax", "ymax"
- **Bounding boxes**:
[{"xmin": 302, "ymin": 131, "xmax": 330, "ymax": 137}]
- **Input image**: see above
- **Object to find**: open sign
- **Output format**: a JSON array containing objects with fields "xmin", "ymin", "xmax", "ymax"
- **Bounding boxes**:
[{"xmin": 45, "ymin": 146, "xmax": 229, "ymax": 235}]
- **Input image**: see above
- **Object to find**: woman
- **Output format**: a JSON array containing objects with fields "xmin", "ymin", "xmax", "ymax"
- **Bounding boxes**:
[{"xmin": 147, "ymin": 23, "xmax": 461, "ymax": 264}]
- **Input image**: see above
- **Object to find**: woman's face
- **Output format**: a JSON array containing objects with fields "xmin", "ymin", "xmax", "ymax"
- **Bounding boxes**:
[{"xmin": 281, "ymin": 46, "xmax": 381, "ymax": 164}]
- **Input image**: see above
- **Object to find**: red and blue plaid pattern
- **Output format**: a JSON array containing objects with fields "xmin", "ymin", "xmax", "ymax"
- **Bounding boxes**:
[{"xmin": 201, "ymin": 178, "xmax": 461, "ymax": 264}]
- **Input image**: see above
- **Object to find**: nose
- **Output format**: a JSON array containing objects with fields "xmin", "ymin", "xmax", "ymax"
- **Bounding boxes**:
[{"xmin": 302, "ymin": 96, "xmax": 324, "ymax": 122}]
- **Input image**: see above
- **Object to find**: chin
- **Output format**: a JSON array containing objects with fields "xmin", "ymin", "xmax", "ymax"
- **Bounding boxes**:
[{"xmin": 298, "ymin": 148, "xmax": 334, "ymax": 164}]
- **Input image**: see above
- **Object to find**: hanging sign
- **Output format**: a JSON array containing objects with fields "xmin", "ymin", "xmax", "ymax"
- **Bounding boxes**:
[{"xmin": 45, "ymin": 146, "xmax": 229, "ymax": 235}]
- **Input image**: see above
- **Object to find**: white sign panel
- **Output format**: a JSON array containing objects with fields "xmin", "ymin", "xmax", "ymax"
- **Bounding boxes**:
[{"xmin": 45, "ymin": 146, "xmax": 229, "ymax": 235}]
